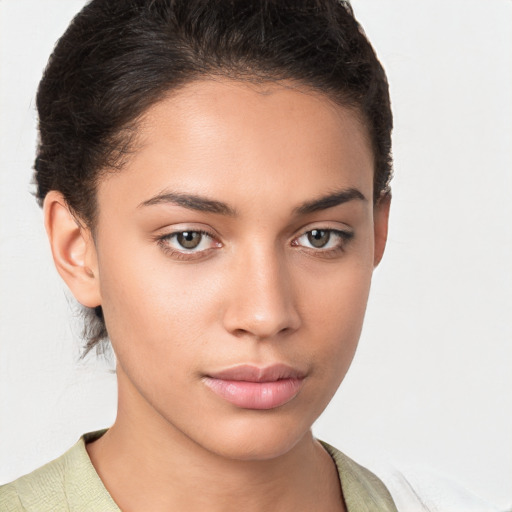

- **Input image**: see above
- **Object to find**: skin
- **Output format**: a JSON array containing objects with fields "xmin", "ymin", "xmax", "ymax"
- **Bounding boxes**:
[{"xmin": 45, "ymin": 79, "xmax": 390, "ymax": 512}]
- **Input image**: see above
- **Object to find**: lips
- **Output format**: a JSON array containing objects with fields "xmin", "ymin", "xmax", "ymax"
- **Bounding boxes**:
[{"xmin": 203, "ymin": 364, "xmax": 305, "ymax": 410}]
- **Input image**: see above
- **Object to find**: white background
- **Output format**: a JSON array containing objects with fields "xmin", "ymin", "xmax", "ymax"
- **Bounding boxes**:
[{"xmin": 0, "ymin": 0, "xmax": 511, "ymax": 508}]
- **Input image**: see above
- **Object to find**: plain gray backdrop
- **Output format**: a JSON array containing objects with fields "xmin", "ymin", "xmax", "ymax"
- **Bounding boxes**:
[{"xmin": 1, "ymin": 0, "xmax": 511, "ymax": 508}]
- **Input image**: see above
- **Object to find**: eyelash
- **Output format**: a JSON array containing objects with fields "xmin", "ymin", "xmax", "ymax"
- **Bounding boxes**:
[
  {"xmin": 156, "ymin": 228, "xmax": 354, "ymax": 261},
  {"xmin": 291, "ymin": 229, "xmax": 354, "ymax": 258},
  {"xmin": 156, "ymin": 229, "xmax": 220, "ymax": 261}
]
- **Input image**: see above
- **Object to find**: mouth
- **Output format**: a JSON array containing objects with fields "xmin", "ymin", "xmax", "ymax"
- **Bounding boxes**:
[{"xmin": 202, "ymin": 364, "xmax": 305, "ymax": 410}]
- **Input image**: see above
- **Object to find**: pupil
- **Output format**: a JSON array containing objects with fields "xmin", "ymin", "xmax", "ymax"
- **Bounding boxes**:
[
  {"xmin": 177, "ymin": 232, "xmax": 202, "ymax": 249},
  {"xmin": 308, "ymin": 229, "xmax": 330, "ymax": 248}
]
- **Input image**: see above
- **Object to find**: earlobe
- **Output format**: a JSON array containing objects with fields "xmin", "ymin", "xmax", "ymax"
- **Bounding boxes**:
[
  {"xmin": 44, "ymin": 191, "xmax": 101, "ymax": 308},
  {"xmin": 373, "ymin": 191, "xmax": 391, "ymax": 267}
]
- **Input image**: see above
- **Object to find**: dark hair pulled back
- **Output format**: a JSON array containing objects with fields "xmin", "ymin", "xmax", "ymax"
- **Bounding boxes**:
[{"xmin": 34, "ymin": 0, "xmax": 393, "ymax": 354}]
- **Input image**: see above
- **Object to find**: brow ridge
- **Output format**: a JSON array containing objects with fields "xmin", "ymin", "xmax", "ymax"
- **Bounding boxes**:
[
  {"xmin": 294, "ymin": 188, "xmax": 366, "ymax": 215},
  {"xmin": 139, "ymin": 192, "xmax": 236, "ymax": 216},
  {"xmin": 140, "ymin": 187, "xmax": 365, "ymax": 217}
]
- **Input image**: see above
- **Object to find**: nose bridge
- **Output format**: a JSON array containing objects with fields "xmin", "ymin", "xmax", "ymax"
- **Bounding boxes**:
[{"xmin": 223, "ymin": 242, "xmax": 301, "ymax": 339}]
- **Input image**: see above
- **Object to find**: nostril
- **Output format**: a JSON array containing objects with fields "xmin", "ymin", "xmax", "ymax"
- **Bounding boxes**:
[
  {"xmin": 231, "ymin": 324, "xmax": 293, "ymax": 340},
  {"xmin": 221, "ymin": 257, "xmax": 302, "ymax": 339},
  {"xmin": 225, "ymin": 308, "xmax": 300, "ymax": 340}
]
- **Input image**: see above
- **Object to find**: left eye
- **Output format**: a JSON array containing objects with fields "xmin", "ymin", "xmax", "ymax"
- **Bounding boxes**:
[
  {"xmin": 293, "ymin": 229, "xmax": 352, "ymax": 250},
  {"xmin": 161, "ymin": 231, "xmax": 218, "ymax": 252}
]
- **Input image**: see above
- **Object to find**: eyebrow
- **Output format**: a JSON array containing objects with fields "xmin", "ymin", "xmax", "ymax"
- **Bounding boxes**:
[
  {"xmin": 294, "ymin": 188, "xmax": 367, "ymax": 215},
  {"xmin": 139, "ymin": 187, "xmax": 366, "ymax": 217},
  {"xmin": 139, "ymin": 191, "xmax": 236, "ymax": 216}
]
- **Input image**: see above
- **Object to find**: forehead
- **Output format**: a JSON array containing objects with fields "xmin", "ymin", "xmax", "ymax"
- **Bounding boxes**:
[{"xmin": 97, "ymin": 79, "xmax": 374, "ymax": 216}]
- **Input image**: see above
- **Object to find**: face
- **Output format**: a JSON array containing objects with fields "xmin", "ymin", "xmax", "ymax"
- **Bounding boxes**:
[{"xmin": 90, "ymin": 79, "xmax": 387, "ymax": 460}]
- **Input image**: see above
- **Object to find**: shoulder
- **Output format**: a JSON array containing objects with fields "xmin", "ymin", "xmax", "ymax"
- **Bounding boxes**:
[
  {"xmin": 0, "ymin": 430, "xmax": 119, "ymax": 512},
  {"xmin": 0, "ymin": 482, "xmax": 23, "ymax": 512},
  {"xmin": 320, "ymin": 441, "xmax": 398, "ymax": 512},
  {"xmin": 0, "ymin": 447, "xmax": 71, "ymax": 512},
  {"xmin": 320, "ymin": 441, "xmax": 501, "ymax": 512}
]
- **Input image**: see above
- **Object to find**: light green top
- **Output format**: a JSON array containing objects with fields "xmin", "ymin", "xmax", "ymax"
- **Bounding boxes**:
[{"xmin": 0, "ymin": 430, "xmax": 397, "ymax": 512}]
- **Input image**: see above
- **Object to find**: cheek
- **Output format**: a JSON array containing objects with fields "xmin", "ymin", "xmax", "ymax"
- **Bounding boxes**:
[
  {"xmin": 96, "ymin": 240, "xmax": 223, "ymax": 362},
  {"xmin": 96, "ymin": 251, "xmax": 226, "ymax": 415},
  {"xmin": 96, "ymin": 228, "xmax": 373, "ymax": 382},
  {"xmin": 301, "ymin": 255, "xmax": 374, "ymax": 376}
]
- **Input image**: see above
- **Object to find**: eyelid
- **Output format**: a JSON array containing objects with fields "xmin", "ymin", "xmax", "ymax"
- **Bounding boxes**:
[
  {"xmin": 153, "ymin": 223, "xmax": 353, "ymax": 261},
  {"xmin": 291, "ymin": 226, "xmax": 354, "ymax": 255},
  {"xmin": 293, "ymin": 228, "xmax": 353, "ymax": 244},
  {"xmin": 155, "ymin": 225, "xmax": 222, "ymax": 260},
  {"xmin": 152, "ymin": 221, "xmax": 221, "ymax": 237},
  {"xmin": 292, "ymin": 222, "xmax": 354, "ymax": 240}
]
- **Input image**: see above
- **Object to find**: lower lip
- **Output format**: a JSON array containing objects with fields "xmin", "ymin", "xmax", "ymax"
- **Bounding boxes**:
[{"xmin": 203, "ymin": 377, "xmax": 304, "ymax": 410}]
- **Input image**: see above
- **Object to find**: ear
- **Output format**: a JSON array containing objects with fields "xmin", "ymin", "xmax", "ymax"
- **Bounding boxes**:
[
  {"xmin": 44, "ymin": 191, "xmax": 102, "ymax": 308},
  {"xmin": 373, "ymin": 191, "xmax": 391, "ymax": 267}
]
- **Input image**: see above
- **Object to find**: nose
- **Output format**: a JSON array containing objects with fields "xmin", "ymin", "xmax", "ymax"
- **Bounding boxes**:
[{"xmin": 222, "ymin": 247, "xmax": 301, "ymax": 340}]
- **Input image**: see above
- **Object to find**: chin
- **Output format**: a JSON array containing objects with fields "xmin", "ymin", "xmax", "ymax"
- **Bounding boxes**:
[{"xmin": 189, "ymin": 409, "xmax": 315, "ymax": 462}]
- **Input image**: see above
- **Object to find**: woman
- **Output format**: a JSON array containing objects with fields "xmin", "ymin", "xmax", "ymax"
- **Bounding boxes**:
[{"xmin": 0, "ymin": 1, "xmax": 504, "ymax": 511}]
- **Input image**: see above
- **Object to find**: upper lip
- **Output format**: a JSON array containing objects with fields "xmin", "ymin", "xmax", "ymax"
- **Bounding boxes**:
[{"xmin": 206, "ymin": 364, "xmax": 305, "ymax": 382}]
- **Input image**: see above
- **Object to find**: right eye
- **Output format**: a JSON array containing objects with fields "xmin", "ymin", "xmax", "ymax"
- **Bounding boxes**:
[{"xmin": 158, "ymin": 230, "xmax": 222, "ymax": 258}]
